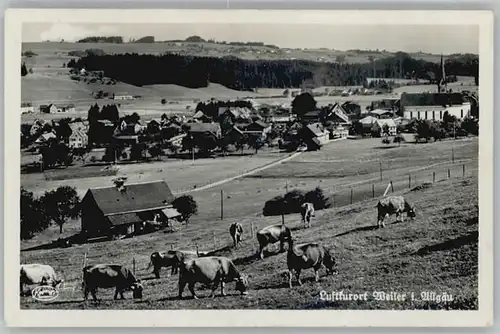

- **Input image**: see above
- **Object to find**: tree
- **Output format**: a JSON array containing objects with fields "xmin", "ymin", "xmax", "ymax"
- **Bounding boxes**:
[
  {"xmin": 304, "ymin": 187, "xmax": 331, "ymax": 210},
  {"xmin": 20, "ymin": 188, "xmax": 50, "ymax": 239},
  {"xmin": 461, "ymin": 117, "xmax": 478, "ymax": 136},
  {"xmin": 131, "ymin": 143, "xmax": 146, "ymax": 161},
  {"xmin": 148, "ymin": 144, "xmax": 163, "ymax": 161},
  {"xmin": 40, "ymin": 186, "xmax": 80, "ymax": 234},
  {"xmin": 248, "ymin": 135, "xmax": 265, "ymax": 154},
  {"xmin": 382, "ymin": 124, "xmax": 390, "ymax": 137},
  {"xmin": 172, "ymin": 195, "xmax": 198, "ymax": 224},
  {"xmin": 21, "ymin": 63, "xmax": 28, "ymax": 76},
  {"xmin": 55, "ymin": 118, "xmax": 73, "ymax": 142},
  {"xmin": 291, "ymin": 92, "xmax": 317, "ymax": 119},
  {"xmin": 161, "ymin": 98, "xmax": 167, "ymax": 105}
]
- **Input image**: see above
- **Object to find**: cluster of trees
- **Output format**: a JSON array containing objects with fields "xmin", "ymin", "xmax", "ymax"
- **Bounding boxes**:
[
  {"xmin": 77, "ymin": 36, "xmax": 123, "ymax": 43},
  {"xmin": 263, "ymin": 187, "xmax": 331, "ymax": 216},
  {"xmin": 21, "ymin": 186, "xmax": 80, "ymax": 239},
  {"xmin": 68, "ymin": 51, "xmax": 478, "ymax": 90},
  {"xmin": 87, "ymin": 104, "xmax": 120, "ymax": 145}
]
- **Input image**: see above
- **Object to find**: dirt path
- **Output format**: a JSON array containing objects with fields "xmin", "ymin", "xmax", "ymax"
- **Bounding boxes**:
[{"xmin": 174, "ymin": 138, "xmax": 348, "ymax": 195}]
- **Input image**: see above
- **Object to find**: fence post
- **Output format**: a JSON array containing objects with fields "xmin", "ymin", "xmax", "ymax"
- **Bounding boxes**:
[
  {"xmin": 408, "ymin": 174, "xmax": 411, "ymax": 188},
  {"xmin": 379, "ymin": 162, "xmax": 383, "ymax": 181},
  {"xmin": 213, "ymin": 231, "xmax": 217, "ymax": 249},
  {"xmin": 463, "ymin": 164, "xmax": 465, "ymax": 178},
  {"xmin": 251, "ymin": 222, "xmax": 254, "ymax": 239},
  {"xmin": 448, "ymin": 169, "xmax": 451, "ymax": 179},
  {"xmin": 220, "ymin": 189, "xmax": 224, "ymax": 220},
  {"xmin": 372, "ymin": 183, "xmax": 375, "ymax": 198},
  {"xmin": 350, "ymin": 188, "xmax": 353, "ymax": 205},
  {"xmin": 390, "ymin": 181, "xmax": 394, "ymax": 193},
  {"xmin": 433, "ymin": 172, "xmax": 436, "ymax": 183},
  {"xmin": 132, "ymin": 257, "xmax": 136, "ymax": 276}
]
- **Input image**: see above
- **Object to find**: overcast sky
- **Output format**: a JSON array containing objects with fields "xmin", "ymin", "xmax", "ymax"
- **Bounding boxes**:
[{"xmin": 23, "ymin": 23, "xmax": 478, "ymax": 54}]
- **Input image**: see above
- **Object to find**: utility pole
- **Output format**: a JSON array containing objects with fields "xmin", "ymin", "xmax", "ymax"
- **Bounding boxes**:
[{"xmin": 220, "ymin": 189, "xmax": 224, "ymax": 220}]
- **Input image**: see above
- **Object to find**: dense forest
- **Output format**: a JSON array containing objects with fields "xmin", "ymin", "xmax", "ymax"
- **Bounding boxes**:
[{"xmin": 69, "ymin": 51, "xmax": 479, "ymax": 90}]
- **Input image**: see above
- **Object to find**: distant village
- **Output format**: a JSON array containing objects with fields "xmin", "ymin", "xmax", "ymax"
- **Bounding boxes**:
[{"xmin": 20, "ymin": 82, "xmax": 479, "ymax": 172}]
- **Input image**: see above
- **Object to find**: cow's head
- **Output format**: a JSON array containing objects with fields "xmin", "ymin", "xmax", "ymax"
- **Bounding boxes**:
[
  {"xmin": 408, "ymin": 206, "xmax": 416, "ymax": 219},
  {"xmin": 130, "ymin": 280, "xmax": 143, "ymax": 299},
  {"xmin": 235, "ymin": 274, "xmax": 249, "ymax": 295}
]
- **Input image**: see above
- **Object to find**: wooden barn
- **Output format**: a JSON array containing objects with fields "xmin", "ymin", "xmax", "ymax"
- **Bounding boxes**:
[{"xmin": 80, "ymin": 180, "xmax": 175, "ymax": 238}]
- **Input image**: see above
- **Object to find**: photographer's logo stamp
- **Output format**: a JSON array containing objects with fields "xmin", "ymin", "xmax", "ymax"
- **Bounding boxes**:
[{"xmin": 31, "ymin": 286, "xmax": 59, "ymax": 302}]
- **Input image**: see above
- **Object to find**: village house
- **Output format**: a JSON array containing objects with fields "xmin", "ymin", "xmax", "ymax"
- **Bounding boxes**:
[
  {"xmin": 80, "ymin": 180, "xmax": 175, "ymax": 238},
  {"xmin": 329, "ymin": 125, "xmax": 349, "ymax": 139},
  {"xmin": 193, "ymin": 110, "xmax": 213, "ymax": 123},
  {"xmin": 218, "ymin": 107, "xmax": 252, "ymax": 123},
  {"xmin": 55, "ymin": 104, "xmax": 76, "ymax": 113},
  {"xmin": 21, "ymin": 102, "xmax": 34, "ymax": 114},
  {"xmin": 301, "ymin": 110, "xmax": 322, "ymax": 123},
  {"xmin": 187, "ymin": 123, "xmax": 222, "ymax": 140},
  {"xmin": 323, "ymin": 103, "xmax": 351, "ymax": 125},
  {"xmin": 368, "ymin": 108, "xmax": 395, "ymax": 119},
  {"xmin": 246, "ymin": 120, "xmax": 272, "ymax": 137},
  {"xmin": 371, "ymin": 119, "xmax": 398, "ymax": 137},
  {"xmin": 113, "ymin": 94, "xmax": 134, "ymax": 100},
  {"xmin": 39, "ymin": 104, "xmax": 58, "ymax": 114},
  {"xmin": 34, "ymin": 131, "xmax": 57, "ymax": 145},
  {"xmin": 301, "ymin": 123, "xmax": 330, "ymax": 150},
  {"xmin": 68, "ymin": 129, "xmax": 88, "ymax": 148}
]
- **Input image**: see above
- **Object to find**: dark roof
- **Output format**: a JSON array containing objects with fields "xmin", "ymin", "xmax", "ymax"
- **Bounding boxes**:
[
  {"xmin": 84, "ymin": 181, "xmax": 174, "ymax": 216},
  {"xmin": 306, "ymin": 123, "xmax": 326, "ymax": 137},
  {"xmin": 253, "ymin": 120, "xmax": 270, "ymax": 128}
]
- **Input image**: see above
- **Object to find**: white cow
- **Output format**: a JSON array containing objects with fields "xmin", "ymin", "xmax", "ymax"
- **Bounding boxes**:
[
  {"xmin": 20, "ymin": 264, "xmax": 63, "ymax": 294},
  {"xmin": 300, "ymin": 202, "xmax": 315, "ymax": 228}
]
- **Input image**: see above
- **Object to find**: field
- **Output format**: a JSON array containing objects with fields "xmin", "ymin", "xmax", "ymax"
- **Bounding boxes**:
[{"xmin": 20, "ymin": 137, "xmax": 478, "ymax": 309}]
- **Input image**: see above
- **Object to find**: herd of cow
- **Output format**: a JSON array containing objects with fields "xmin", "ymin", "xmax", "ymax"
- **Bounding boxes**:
[{"xmin": 20, "ymin": 195, "xmax": 416, "ymax": 303}]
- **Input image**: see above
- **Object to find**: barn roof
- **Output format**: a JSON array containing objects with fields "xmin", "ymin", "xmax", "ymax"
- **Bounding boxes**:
[{"xmin": 84, "ymin": 180, "xmax": 174, "ymax": 216}]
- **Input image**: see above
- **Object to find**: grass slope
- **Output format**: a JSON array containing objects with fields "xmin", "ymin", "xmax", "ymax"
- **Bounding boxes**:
[{"xmin": 20, "ymin": 173, "xmax": 478, "ymax": 310}]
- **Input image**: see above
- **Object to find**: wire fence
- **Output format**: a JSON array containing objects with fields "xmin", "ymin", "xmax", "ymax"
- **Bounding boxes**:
[{"xmin": 328, "ymin": 160, "xmax": 477, "ymax": 208}]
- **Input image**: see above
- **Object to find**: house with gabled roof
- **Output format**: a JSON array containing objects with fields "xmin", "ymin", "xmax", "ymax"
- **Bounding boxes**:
[{"xmin": 81, "ymin": 180, "xmax": 175, "ymax": 237}]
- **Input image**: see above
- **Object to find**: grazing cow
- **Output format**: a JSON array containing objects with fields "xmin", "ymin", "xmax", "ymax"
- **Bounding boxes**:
[
  {"xmin": 20, "ymin": 264, "xmax": 63, "ymax": 293},
  {"xmin": 376, "ymin": 195, "xmax": 416, "ymax": 228},
  {"xmin": 148, "ymin": 250, "xmax": 199, "ymax": 278},
  {"xmin": 300, "ymin": 202, "xmax": 315, "ymax": 228},
  {"xmin": 178, "ymin": 256, "xmax": 249, "ymax": 299},
  {"xmin": 287, "ymin": 239, "xmax": 336, "ymax": 288},
  {"xmin": 256, "ymin": 223, "xmax": 292, "ymax": 260},
  {"xmin": 229, "ymin": 222, "xmax": 244, "ymax": 248},
  {"xmin": 82, "ymin": 264, "xmax": 143, "ymax": 301}
]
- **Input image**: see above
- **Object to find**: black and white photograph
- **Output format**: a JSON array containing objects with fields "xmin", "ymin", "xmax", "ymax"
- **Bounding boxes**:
[{"xmin": 4, "ymin": 9, "xmax": 494, "ymax": 327}]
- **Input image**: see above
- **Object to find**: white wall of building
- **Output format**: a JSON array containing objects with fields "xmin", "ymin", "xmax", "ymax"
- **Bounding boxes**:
[{"xmin": 403, "ymin": 104, "xmax": 471, "ymax": 121}]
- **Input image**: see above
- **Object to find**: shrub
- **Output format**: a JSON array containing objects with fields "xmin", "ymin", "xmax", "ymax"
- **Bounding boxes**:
[
  {"xmin": 304, "ymin": 187, "xmax": 331, "ymax": 210},
  {"xmin": 382, "ymin": 137, "xmax": 391, "ymax": 145},
  {"xmin": 263, "ymin": 187, "xmax": 330, "ymax": 216},
  {"xmin": 161, "ymin": 98, "xmax": 167, "ymax": 105}
]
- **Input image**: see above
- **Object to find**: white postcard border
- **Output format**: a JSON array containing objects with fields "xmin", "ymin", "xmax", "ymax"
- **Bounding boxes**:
[{"xmin": 4, "ymin": 9, "xmax": 494, "ymax": 327}]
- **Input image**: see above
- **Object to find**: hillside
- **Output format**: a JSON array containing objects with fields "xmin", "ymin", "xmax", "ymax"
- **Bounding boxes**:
[{"xmin": 20, "ymin": 173, "xmax": 478, "ymax": 310}]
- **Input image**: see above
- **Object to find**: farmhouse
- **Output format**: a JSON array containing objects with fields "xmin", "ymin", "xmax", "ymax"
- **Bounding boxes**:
[
  {"xmin": 324, "ymin": 103, "xmax": 351, "ymax": 125},
  {"xmin": 80, "ymin": 180, "xmax": 175, "ymax": 237},
  {"xmin": 371, "ymin": 119, "xmax": 397, "ymax": 137}
]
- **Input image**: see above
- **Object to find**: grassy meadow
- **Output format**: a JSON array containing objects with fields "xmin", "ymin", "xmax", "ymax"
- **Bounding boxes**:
[{"xmin": 20, "ymin": 137, "xmax": 478, "ymax": 309}]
